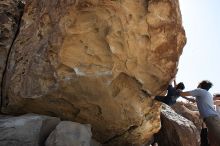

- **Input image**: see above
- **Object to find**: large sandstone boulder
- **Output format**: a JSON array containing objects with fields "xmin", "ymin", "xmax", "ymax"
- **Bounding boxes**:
[
  {"xmin": 0, "ymin": 0, "xmax": 24, "ymax": 104},
  {"xmin": 46, "ymin": 121, "xmax": 92, "ymax": 146},
  {"xmin": 0, "ymin": 114, "xmax": 60, "ymax": 146},
  {"xmin": 1, "ymin": 0, "xmax": 186, "ymax": 145},
  {"xmin": 155, "ymin": 104, "xmax": 200, "ymax": 146}
]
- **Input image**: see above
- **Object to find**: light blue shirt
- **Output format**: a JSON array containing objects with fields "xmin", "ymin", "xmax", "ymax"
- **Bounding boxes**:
[{"xmin": 189, "ymin": 88, "xmax": 219, "ymax": 118}]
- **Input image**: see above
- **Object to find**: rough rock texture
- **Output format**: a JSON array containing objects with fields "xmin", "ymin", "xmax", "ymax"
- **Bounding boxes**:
[
  {"xmin": 172, "ymin": 102, "xmax": 202, "ymax": 129},
  {"xmin": 155, "ymin": 104, "xmax": 200, "ymax": 146},
  {"xmin": 0, "ymin": 113, "xmax": 60, "ymax": 146},
  {"xmin": 1, "ymin": 0, "xmax": 186, "ymax": 145},
  {"xmin": 0, "ymin": 0, "xmax": 24, "ymax": 105},
  {"xmin": 91, "ymin": 139, "xmax": 102, "ymax": 146},
  {"xmin": 171, "ymin": 102, "xmax": 203, "ymax": 145},
  {"xmin": 46, "ymin": 121, "xmax": 92, "ymax": 146}
]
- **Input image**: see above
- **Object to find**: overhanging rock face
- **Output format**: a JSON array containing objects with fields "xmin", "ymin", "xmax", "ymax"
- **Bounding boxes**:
[{"xmin": 1, "ymin": 0, "xmax": 186, "ymax": 145}]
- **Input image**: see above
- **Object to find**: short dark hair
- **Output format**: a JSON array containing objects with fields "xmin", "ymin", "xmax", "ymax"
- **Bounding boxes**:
[
  {"xmin": 198, "ymin": 80, "xmax": 213, "ymax": 91},
  {"xmin": 176, "ymin": 82, "xmax": 185, "ymax": 90}
]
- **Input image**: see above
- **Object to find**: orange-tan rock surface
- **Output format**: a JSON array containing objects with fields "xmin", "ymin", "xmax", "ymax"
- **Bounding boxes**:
[{"xmin": 1, "ymin": 0, "xmax": 186, "ymax": 145}]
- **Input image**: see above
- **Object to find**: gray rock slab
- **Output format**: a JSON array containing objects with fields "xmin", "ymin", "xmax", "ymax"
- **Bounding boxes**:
[{"xmin": 0, "ymin": 113, "xmax": 60, "ymax": 146}]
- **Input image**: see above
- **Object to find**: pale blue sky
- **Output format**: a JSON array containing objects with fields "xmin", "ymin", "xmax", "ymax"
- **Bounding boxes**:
[{"xmin": 177, "ymin": 0, "xmax": 220, "ymax": 95}]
